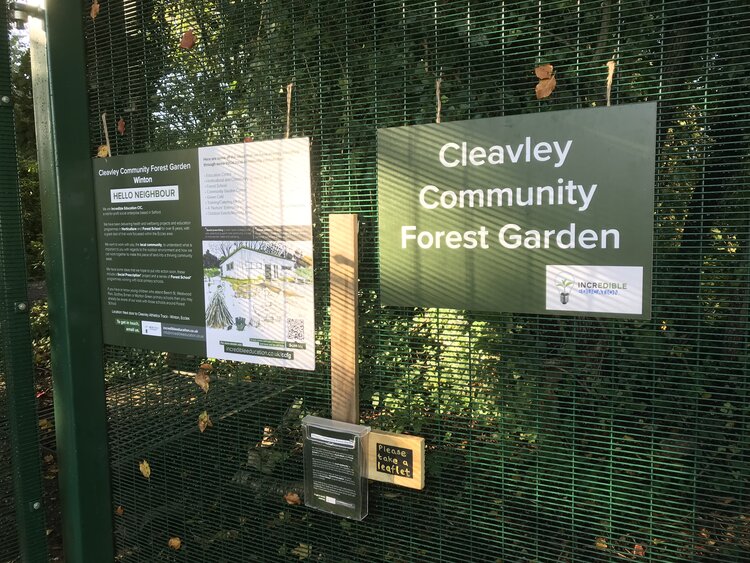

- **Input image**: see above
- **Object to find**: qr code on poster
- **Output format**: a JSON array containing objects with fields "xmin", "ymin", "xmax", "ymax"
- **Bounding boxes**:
[{"xmin": 286, "ymin": 318, "xmax": 305, "ymax": 341}]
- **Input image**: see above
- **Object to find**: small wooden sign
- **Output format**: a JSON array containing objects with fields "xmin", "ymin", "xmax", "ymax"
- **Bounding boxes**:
[{"xmin": 366, "ymin": 430, "xmax": 425, "ymax": 490}]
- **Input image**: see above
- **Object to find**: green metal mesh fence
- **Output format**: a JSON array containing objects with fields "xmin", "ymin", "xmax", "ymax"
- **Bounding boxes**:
[
  {"xmin": 84, "ymin": 0, "xmax": 750, "ymax": 561},
  {"xmin": 0, "ymin": 384, "xmax": 21, "ymax": 561},
  {"xmin": 1, "ymin": 13, "xmax": 51, "ymax": 563},
  {"xmin": 1, "ymin": 18, "xmax": 22, "ymax": 562}
]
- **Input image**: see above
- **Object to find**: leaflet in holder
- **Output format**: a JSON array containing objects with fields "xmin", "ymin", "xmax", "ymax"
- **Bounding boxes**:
[{"xmin": 302, "ymin": 415, "xmax": 370, "ymax": 520}]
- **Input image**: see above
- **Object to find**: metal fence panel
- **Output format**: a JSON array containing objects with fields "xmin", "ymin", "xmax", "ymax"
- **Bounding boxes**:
[
  {"xmin": 84, "ymin": 0, "xmax": 750, "ymax": 561},
  {"xmin": 1, "ymin": 9, "xmax": 50, "ymax": 563}
]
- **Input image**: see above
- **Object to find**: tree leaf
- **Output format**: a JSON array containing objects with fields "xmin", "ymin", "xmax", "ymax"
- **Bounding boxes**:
[
  {"xmin": 535, "ymin": 75, "xmax": 557, "ymax": 99},
  {"xmin": 534, "ymin": 63, "xmax": 554, "ymax": 79},
  {"xmin": 139, "ymin": 459, "xmax": 151, "ymax": 479},
  {"xmin": 179, "ymin": 30, "xmax": 196, "ymax": 50},
  {"xmin": 291, "ymin": 543, "xmax": 311, "ymax": 559},
  {"xmin": 634, "ymin": 544, "xmax": 646, "ymax": 556},
  {"xmin": 115, "ymin": 505, "xmax": 124, "ymax": 516},
  {"xmin": 117, "ymin": 118, "xmax": 126, "ymax": 136},
  {"xmin": 198, "ymin": 411, "xmax": 213, "ymax": 433},
  {"xmin": 594, "ymin": 537, "xmax": 608, "ymax": 550},
  {"xmin": 195, "ymin": 365, "xmax": 211, "ymax": 393},
  {"xmin": 168, "ymin": 537, "xmax": 182, "ymax": 550},
  {"xmin": 284, "ymin": 492, "xmax": 302, "ymax": 505},
  {"xmin": 90, "ymin": 0, "xmax": 100, "ymax": 20},
  {"xmin": 96, "ymin": 145, "xmax": 110, "ymax": 158}
]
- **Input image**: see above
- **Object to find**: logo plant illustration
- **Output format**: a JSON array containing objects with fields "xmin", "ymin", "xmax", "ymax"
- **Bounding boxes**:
[{"xmin": 556, "ymin": 276, "xmax": 574, "ymax": 304}]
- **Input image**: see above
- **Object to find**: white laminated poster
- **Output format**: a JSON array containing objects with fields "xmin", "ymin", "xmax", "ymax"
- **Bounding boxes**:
[{"xmin": 93, "ymin": 138, "xmax": 315, "ymax": 371}]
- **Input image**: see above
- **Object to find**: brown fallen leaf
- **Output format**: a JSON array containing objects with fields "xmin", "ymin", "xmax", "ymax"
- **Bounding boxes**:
[
  {"xmin": 90, "ymin": 0, "xmax": 100, "ymax": 20},
  {"xmin": 43, "ymin": 454, "xmax": 54, "ymax": 463},
  {"xmin": 115, "ymin": 506, "xmax": 124, "ymax": 516},
  {"xmin": 594, "ymin": 537, "xmax": 608, "ymax": 550},
  {"xmin": 168, "ymin": 537, "xmax": 182, "ymax": 550},
  {"xmin": 179, "ymin": 30, "xmax": 196, "ymax": 50},
  {"xmin": 634, "ymin": 544, "xmax": 646, "ymax": 556},
  {"xmin": 117, "ymin": 118, "xmax": 126, "ymax": 136},
  {"xmin": 535, "ymin": 74, "xmax": 557, "ymax": 99},
  {"xmin": 139, "ymin": 459, "xmax": 151, "ymax": 479},
  {"xmin": 198, "ymin": 411, "xmax": 213, "ymax": 433},
  {"xmin": 284, "ymin": 492, "xmax": 302, "ymax": 505},
  {"xmin": 96, "ymin": 145, "xmax": 110, "ymax": 158},
  {"xmin": 534, "ymin": 63, "xmax": 554, "ymax": 80},
  {"xmin": 195, "ymin": 362, "xmax": 212, "ymax": 392}
]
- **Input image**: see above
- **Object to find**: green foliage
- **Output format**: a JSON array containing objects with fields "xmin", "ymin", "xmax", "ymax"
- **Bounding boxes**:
[
  {"xmin": 29, "ymin": 301, "xmax": 50, "ymax": 376},
  {"xmin": 17, "ymin": 157, "xmax": 44, "ymax": 279},
  {"xmin": 9, "ymin": 36, "xmax": 44, "ymax": 279},
  {"xmin": 9, "ymin": 37, "xmax": 35, "ymax": 159}
]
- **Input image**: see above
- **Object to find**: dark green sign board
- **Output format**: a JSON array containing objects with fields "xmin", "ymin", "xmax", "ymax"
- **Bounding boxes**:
[
  {"xmin": 93, "ymin": 140, "xmax": 316, "ymax": 369},
  {"xmin": 378, "ymin": 103, "xmax": 656, "ymax": 318}
]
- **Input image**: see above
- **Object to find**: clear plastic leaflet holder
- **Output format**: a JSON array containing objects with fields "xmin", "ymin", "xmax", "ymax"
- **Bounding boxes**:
[{"xmin": 302, "ymin": 415, "xmax": 370, "ymax": 521}]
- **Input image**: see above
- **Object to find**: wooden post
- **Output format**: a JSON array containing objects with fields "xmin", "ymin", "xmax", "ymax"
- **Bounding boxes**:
[{"xmin": 329, "ymin": 214, "xmax": 359, "ymax": 424}]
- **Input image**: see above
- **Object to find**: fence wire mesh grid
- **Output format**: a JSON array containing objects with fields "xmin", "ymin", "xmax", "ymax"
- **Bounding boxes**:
[
  {"xmin": 81, "ymin": 0, "xmax": 750, "ymax": 561},
  {"xmin": 1, "ymin": 9, "xmax": 22, "ymax": 560},
  {"xmin": 0, "ymin": 384, "xmax": 21, "ymax": 561},
  {"xmin": 3, "ymin": 5, "xmax": 56, "ymax": 561}
]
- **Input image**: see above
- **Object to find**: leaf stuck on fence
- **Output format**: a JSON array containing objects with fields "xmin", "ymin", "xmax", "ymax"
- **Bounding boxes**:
[
  {"xmin": 534, "ymin": 63, "xmax": 554, "ymax": 79},
  {"xmin": 284, "ymin": 492, "xmax": 302, "ymax": 505},
  {"xmin": 534, "ymin": 64, "xmax": 556, "ymax": 99},
  {"xmin": 195, "ymin": 363, "xmax": 211, "ymax": 393},
  {"xmin": 180, "ymin": 30, "xmax": 196, "ymax": 50},
  {"xmin": 198, "ymin": 411, "xmax": 213, "ymax": 433}
]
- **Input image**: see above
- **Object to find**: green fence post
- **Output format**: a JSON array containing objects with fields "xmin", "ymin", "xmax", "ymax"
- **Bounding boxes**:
[
  {"xmin": 30, "ymin": 2, "xmax": 115, "ymax": 560},
  {"xmin": 0, "ymin": 8, "xmax": 48, "ymax": 563}
]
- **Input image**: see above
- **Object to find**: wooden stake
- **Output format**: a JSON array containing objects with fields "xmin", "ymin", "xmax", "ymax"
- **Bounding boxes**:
[
  {"xmin": 435, "ymin": 77, "xmax": 442, "ymax": 124},
  {"xmin": 285, "ymin": 83, "xmax": 294, "ymax": 139},
  {"xmin": 101, "ymin": 113, "xmax": 111, "ymax": 157},
  {"xmin": 329, "ymin": 214, "xmax": 359, "ymax": 424}
]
